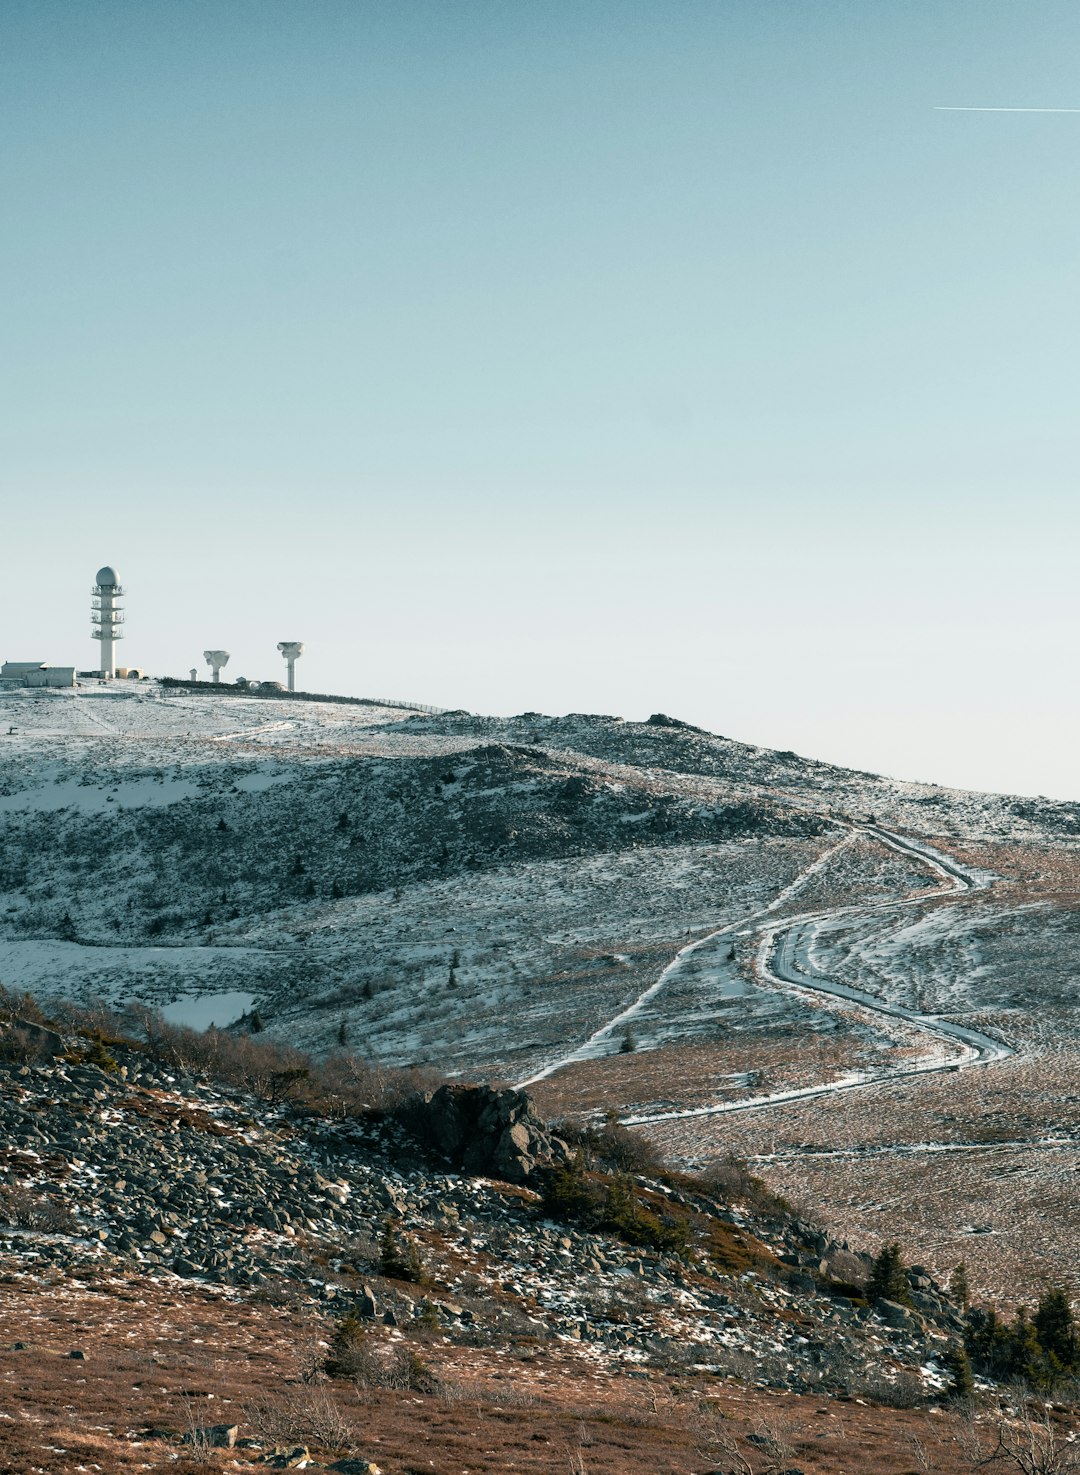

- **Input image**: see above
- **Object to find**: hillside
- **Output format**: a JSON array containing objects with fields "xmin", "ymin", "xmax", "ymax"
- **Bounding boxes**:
[
  {"xmin": 0, "ymin": 998, "xmax": 1052, "ymax": 1475},
  {"xmin": 4, "ymin": 681, "xmax": 1080, "ymax": 1318}
]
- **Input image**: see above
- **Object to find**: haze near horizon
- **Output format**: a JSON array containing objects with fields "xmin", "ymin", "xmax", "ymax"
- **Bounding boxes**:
[{"xmin": 3, "ymin": 1, "xmax": 1079, "ymax": 801}]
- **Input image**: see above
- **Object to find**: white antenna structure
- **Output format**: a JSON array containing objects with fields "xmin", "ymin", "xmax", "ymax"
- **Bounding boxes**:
[
  {"xmin": 277, "ymin": 641, "xmax": 303, "ymax": 692},
  {"xmin": 91, "ymin": 566, "xmax": 124, "ymax": 677},
  {"xmin": 204, "ymin": 650, "xmax": 230, "ymax": 683}
]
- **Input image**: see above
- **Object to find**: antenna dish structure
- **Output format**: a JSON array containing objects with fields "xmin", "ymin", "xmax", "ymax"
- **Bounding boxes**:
[
  {"xmin": 204, "ymin": 650, "xmax": 230, "ymax": 684},
  {"xmin": 277, "ymin": 641, "xmax": 304, "ymax": 693},
  {"xmin": 91, "ymin": 565, "xmax": 125, "ymax": 677}
]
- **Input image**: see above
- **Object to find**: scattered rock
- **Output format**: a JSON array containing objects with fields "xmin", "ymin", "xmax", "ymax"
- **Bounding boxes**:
[{"xmin": 184, "ymin": 1424, "xmax": 239, "ymax": 1448}]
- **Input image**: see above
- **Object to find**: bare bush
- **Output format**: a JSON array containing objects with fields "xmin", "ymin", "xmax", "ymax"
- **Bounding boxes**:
[
  {"xmin": 325, "ymin": 1320, "xmax": 439, "ymax": 1394},
  {"xmin": 955, "ymin": 1399, "xmax": 1080, "ymax": 1474},
  {"xmin": 0, "ymin": 1027, "xmax": 51, "ymax": 1065},
  {"xmin": 0, "ymin": 1184, "xmax": 78, "ymax": 1234},
  {"xmin": 694, "ymin": 1401, "xmax": 799, "ymax": 1475},
  {"xmin": 691, "ymin": 1154, "xmax": 796, "ymax": 1219},
  {"xmin": 856, "ymin": 1366, "xmax": 928, "ymax": 1409},
  {"xmin": 556, "ymin": 1112, "xmax": 661, "ymax": 1175},
  {"xmin": 178, "ymin": 1406, "xmax": 215, "ymax": 1466},
  {"xmin": 438, "ymin": 1377, "xmax": 537, "ymax": 1411},
  {"xmin": 0, "ymin": 987, "xmax": 46, "ymax": 1027},
  {"xmin": 243, "ymin": 1387, "xmax": 355, "ymax": 1451}
]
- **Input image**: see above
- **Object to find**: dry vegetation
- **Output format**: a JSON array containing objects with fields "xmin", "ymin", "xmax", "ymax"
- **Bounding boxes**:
[{"xmin": 2, "ymin": 1266, "xmax": 1076, "ymax": 1475}]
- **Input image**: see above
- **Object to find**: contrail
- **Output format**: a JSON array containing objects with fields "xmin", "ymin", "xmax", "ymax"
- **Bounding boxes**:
[{"xmin": 935, "ymin": 105, "xmax": 1080, "ymax": 113}]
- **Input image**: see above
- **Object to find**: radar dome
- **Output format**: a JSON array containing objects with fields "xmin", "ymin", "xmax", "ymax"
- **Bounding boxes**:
[{"xmin": 96, "ymin": 566, "xmax": 119, "ymax": 586}]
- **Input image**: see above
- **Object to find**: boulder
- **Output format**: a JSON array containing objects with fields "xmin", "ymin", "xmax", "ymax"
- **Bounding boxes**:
[
  {"xmin": 876, "ymin": 1298, "xmax": 915, "ymax": 1328},
  {"xmin": 184, "ymin": 1424, "xmax": 238, "ymax": 1448},
  {"xmin": 260, "ymin": 1448, "xmax": 309, "ymax": 1468},
  {"xmin": 402, "ymin": 1084, "xmax": 569, "ymax": 1184}
]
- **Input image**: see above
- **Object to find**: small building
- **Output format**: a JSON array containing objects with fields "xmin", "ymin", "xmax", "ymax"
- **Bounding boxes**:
[{"xmin": 1, "ymin": 662, "xmax": 76, "ymax": 689}]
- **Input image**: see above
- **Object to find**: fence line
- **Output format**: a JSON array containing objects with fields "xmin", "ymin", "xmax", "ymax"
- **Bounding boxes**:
[{"xmin": 160, "ymin": 677, "xmax": 449, "ymax": 714}]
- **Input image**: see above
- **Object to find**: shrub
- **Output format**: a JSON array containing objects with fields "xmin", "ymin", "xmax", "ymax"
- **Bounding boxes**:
[
  {"xmin": 324, "ymin": 1312, "xmax": 370, "ymax": 1380},
  {"xmin": 943, "ymin": 1342, "xmax": 975, "ymax": 1402},
  {"xmin": 1034, "ymin": 1287, "xmax": 1078, "ymax": 1377},
  {"xmin": 325, "ymin": 1319, "xmax": 438, "ymax": 1393},
  {"xmin": 378, "ymin": 1217, "xmax": 428, "ymax": 1285},
  {"xmin": 950, "ymin": 1261, "xmax": 970, "ymax": 1311},
  {"xmin": 556, "ymin": 1114, "xmax": 660, "ymax": 1175},
  {"xmin": 0, "ymin": 1184, "xmax": 78, "ymax": 1234},
  {"xmin": 69, "ymin": 1035, "xmax": 120, "ymax": 1073},
  {"xmin": 867, "ymin": 1243, "xmax": 912, "ymax": 1306},
  {"xmin": 539, "ymin": 1157, "xmax": 690, "ymax": 1256},
  {"xmin": 687, "ymin": 1154, "xmax": 795, "ymax": 1220}
]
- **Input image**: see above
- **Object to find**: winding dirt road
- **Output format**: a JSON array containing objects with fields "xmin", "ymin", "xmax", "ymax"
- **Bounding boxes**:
[{"xmin": 519, "ymin": 822, "xmax": 1014, "ymax": 1121}]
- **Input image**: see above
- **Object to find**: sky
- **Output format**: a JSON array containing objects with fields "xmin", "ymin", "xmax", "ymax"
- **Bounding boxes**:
[{"xmin": 3, "ymin": 0, "xmax": 1080, "ymax": 799}]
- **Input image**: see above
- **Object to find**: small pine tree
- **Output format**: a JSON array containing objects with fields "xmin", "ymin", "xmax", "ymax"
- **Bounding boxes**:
[
  {"xmin": 337, "ymin": 1019, "xmax": 348, "ymax": 1047},
  {"xmin": 336, "ymin": 812, "xmax": 350, "ymax": 830},
  {"xmin": 620, "ymin": 1028, "xmax": 636, "ymax": 1053},
  {"xmin": 378, "ymin": 1218, "xmax": 426, "ymax": 1284},
  {"xmin": 540, "ymin": 1152, "xmax": 596, "ymax": 1223},
  {"xmin": 330, "ymin": 879, "xmax": 343, "ymax": 899},
  {"xmin": 966, "ymin": 1306, "xmax": 1014, "ymax": 1381},
  {"xmin": 949, "ymin": 1262, "xmax": 970, "ymax": 1311},
  {"xmin": 249, "ymin": 1011, "xmax": 264, "ymax": 1033},
  {"xmin": 867, "ymin": 1242, "xmax": 913, "ymax": 1306},
  {"xmin": 1035, "ymin": 1286, "xmax": 1078, "ymax": 1375},
  {"xmin": 324, "ymin": 1311, "xmax": 366, "ymax": 1379},
  {"xmin": 944, "ymin": 1342, "xmax": 974, "ymax": 1401},
  {"xmin": 1008, "ymin": 1307, "xmax": 1046, "ymax": 1388}
]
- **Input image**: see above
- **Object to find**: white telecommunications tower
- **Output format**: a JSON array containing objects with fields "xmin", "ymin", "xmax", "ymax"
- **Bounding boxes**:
[
  {"xmin": 91, "ymin": 566, "xmax": 124, "ymax": 677},
  {"xmin": 277, "ymin": 641, "xmax": 303, "ymax": 692},
  {"xmin": 204, "ymin": 650, "xmax": 230, "ymax": 683}
]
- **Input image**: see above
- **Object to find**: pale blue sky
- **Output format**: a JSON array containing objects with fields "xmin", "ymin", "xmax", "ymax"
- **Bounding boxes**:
[{"xmin": 3, "ymin": 2, "xmax": 1080, "ymax": 797}]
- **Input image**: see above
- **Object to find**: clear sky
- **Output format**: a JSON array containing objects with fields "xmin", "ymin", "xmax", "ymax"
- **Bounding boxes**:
[{"xmin": 3, "ymin": 1, "xmax": 1080, "ymax": 799}]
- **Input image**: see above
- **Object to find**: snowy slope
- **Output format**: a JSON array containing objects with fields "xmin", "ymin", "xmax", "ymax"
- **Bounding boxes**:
[{"xmin": 1, "ymin": 682, "xmax": 1076, "ymax": 1085}]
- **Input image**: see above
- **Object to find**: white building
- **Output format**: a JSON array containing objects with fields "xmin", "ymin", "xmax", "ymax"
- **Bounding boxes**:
[{"xmin": 1, "ymin": 662, "xmax": 76, "ymax": 688}]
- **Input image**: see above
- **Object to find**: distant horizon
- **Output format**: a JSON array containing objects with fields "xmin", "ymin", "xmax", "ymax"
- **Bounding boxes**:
[
  {"xmin": 20, "ymin": 659, "xmax": 1074, "ymax": 808},
  {"xmin": 4, "ymin": 2, "xmax": 1079, "ymax": 806}
]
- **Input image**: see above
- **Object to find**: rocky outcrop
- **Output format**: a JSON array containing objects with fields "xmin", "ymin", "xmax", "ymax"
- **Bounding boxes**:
[{"xmin": 401, "ymin": 1084, "xmax": 570, "ymax": 1183}]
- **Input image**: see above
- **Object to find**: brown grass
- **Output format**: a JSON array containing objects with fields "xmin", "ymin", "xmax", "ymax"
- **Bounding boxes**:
[{"xmin": 0, "ymin": 1260, "xmax": 1069, "ymax": 1474}]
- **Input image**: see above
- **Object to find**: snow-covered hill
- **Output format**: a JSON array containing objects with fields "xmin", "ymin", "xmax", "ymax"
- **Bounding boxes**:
[
  {"xmin": 0, "ymin": 681, "xmax": 1074, "ymax": 1084},
  {"xmin": 8, "ymin": 681, "xmax": 1080, "ymax": 1308}
]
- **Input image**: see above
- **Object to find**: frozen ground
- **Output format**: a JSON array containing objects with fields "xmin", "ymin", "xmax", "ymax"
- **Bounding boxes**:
[{"xmin": 5, "ymin": 682, "xmax": 1080, "ymax": 1303}]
